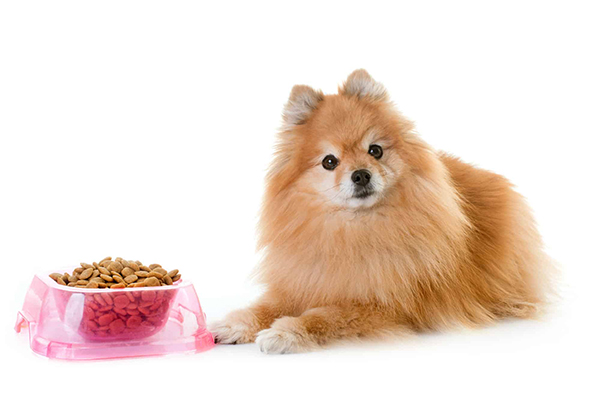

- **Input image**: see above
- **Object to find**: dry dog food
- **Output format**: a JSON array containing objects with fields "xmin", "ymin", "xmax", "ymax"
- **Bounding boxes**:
[{"xmin": 48, "ymin": 257, "xmax": 181, "ymax": 289}]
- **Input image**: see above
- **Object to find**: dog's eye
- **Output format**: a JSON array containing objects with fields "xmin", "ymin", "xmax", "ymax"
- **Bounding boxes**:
[
  {"xmin": 368, "ymin": 144, "xmax": 383, "ymax": 159},
  {"xmin": 322, "ymin": 155, "xmax": 339, "ymax": 170}
]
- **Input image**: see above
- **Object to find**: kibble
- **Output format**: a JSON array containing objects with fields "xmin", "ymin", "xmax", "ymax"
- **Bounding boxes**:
[
  {"xmin": 47, "ymin": 257, "xmax": 183, "ymax": 339},
  {"xmin": 48, "ymin": 256, "xmax": 183, "ymax": 290},
  {"xmin": 79, "ymin": 268, "xmax": 94, "ymax": 280}
]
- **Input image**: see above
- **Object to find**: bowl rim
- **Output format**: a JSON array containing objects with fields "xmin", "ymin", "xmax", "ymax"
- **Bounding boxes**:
[{"xmin": 38, "ymin": 270, "xmax": 190, "ymax": 293}]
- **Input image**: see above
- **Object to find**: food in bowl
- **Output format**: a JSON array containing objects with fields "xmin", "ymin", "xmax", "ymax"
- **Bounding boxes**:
[
  {"xmin": 48, "ymin": 256, "xmax": 181, "ymax": 288},
  {"xmin": 47, "ymin": 257, "xmax": 183, "ymax": 340}
]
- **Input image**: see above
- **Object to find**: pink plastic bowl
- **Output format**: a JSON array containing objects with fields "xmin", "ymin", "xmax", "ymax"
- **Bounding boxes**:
[{"xmin": 15, "ymin": 272, "xmax": 214, "ymax": 360}]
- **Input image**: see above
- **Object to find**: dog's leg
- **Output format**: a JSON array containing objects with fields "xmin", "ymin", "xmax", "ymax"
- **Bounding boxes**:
[
  {"xmin": 210, "ymin": 297, "xmax": 287, "ymax": 344},
  {"xmin": 256, "ymin": 305, "xmax": 402, "ymax": 354}
]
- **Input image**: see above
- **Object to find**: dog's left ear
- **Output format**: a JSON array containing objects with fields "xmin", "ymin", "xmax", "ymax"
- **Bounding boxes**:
[{"xmin": 340, "ymin": 69, "xmax": 389, "ymax": 102}]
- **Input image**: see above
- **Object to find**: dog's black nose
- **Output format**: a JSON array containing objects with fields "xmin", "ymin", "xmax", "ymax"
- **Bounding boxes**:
[{"xmin": 351, "ymin": 169, "xmax": 371, "ymax": 187}]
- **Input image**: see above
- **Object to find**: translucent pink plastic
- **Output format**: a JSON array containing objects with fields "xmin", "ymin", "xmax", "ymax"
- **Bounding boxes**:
[{"xmin": 15, "ymin": 272, "xmax": 214, "ymax": 360}]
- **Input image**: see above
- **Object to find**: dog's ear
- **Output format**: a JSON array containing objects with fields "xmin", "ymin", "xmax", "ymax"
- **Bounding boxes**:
[
  {"xmin": 340, "ymin": 69, "xmax": 388, "ymax": 101},
  {"xmin": 282, "ymin": 85, "xmax": 324, "ymax": 130}
]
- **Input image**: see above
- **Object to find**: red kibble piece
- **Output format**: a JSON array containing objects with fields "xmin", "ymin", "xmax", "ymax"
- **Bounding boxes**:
[
  {"xmin": 127, "ymin": 309, "xmax": 140, "ymax": 315},
  {"xmin": 101, "ymin": 292, "xmax": 113, "ymax": 305},
  {"xmin": 87, "ymin": 320, "xmax": 98, "ymax": 331},
  {"xmin": 96, "ymin": 330, "xmax": 108, "ymax": 337},
  {"xmin": 98, "ymin": 325, "xmax": 110, "ymax": 331},
  {"xmin": 149, "ymin": 302, "xmax": 161, "ymax": 311},
  {"xmin": 126, "ymin": 292, "xmax": 135, "ymax": 302},
  {"xmin": 114, "ymin": 307, "xmax": 128, "ymax": 316},
  {"xmin": 88, "ymin": 301, "xmax": 99, "ymax": 310},
  {"xmin": 99, "ymin": 305, "xmax": 112, "ymax": 312},
  {"xmin": 113, "ymin": 295, "xmax": 130, "ymax": 309},
  {"xmin": 98, "ymin": 313, "xmax": 115, "ymax": 326},
  {"xmin": 138, "ymin": 307, "xmax": 150, "ymax": 315},
  {"xmin": 94, "ymin": 294, "xmax": 107, "ymax": 306},
  {"xmin": 139, "ymin": 301, "xmax": 153, "ymax": 308},
  {"xmin": 83, "ymin": 306, "xmax": 95, "ymax": 320},
  {"xmin": 127, "ymin": 303, "xmax": 138, "ymax": 309},
  {"xmin": 141, "ymin": 291, "xmax": 156, "ymax": 302},
  {"xmin": 127, "ymin": 315, "xmax": 142, "ymax": 328},
  {"xmin": 109, "ymin": 318, "xmax": 126, "ymax": 334}
]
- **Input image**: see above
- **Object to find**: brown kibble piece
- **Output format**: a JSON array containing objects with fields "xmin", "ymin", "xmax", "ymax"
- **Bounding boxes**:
[
  {"xmin": 57, "ymin": 277, "xmax": 67, "ymax": 285},
  {"xmin": 110, "ymin": 283, "xmax": 126, "ymax": 289},
  {"xmin": 135, "ymin": 271, "xmax": 149, "ymax": 278},
  {"xmin": 172, "ymin": 274, "xmax": 181, "ymax": 282},
  {"xmin": 144, "ymin": 277, "xmax": 161, "ymax": 287},
  {"xmin": 108, "ymin": 261, "xmax": 123, "ymax": 273},
  {"xmin": 79, "ymin": 268, "xmax": 94, "ymax": 280},
  {"xmin": 76, "ymin": 280, "xmax": 89, "ymax": 285},
  {"xmin": 149, "ymin": 264, "xmax": 162, "ymax": 270},
  {"xmin": 98, "ymin": 266, "xmax": 110, "ymax": 275},
  {"xmin": 124, "ymin": 274, "xmax": 138, "ymax": 283},
  {"xmin": 163, "ymin": 275, "xmax": 173, "ymax": 285},
  {"xmin": 86, "ymin": 281, "xmax": 99, "ymax": 288},
  {"xmin": 100, "ymin": 274, "xmax": 113, "ymax": 282},
  {"xmin": 121, "ymin": 267, "xmax": 134, "ymax": 277},
  {"xmin": 49, "ymin": 273, "xmax": 63, "ymax": 281},
  {"xmin": 167, "ymin": 269, "xmax": 179, "ymax": 278},
  {"xmin": 148, "ymin": 270, "xmax": 164, "ymax": 279}
]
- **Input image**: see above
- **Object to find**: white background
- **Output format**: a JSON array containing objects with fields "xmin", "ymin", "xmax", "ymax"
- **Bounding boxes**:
[{"xmin": 1, "ymin": 1, "xmax": 598, "ymax": 399}]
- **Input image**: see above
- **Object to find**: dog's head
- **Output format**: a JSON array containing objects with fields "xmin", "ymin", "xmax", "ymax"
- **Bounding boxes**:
[{"xmin": 269, "ymin": 70, "xmax": 417, "ymax": 210}]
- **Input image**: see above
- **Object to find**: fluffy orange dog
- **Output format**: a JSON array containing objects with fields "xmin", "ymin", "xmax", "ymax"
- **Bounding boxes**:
[{"xmin": 212, "ymin": 70, "xmax": 552, "ymax": 354}]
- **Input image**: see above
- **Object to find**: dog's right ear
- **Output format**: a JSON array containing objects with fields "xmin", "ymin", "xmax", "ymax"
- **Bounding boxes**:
[{"xmin": 282, "ymin": 85, "xmax": 324, "ymax": 130}]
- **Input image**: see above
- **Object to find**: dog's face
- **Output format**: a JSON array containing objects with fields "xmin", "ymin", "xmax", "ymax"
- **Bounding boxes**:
[{"xmin": 273, "ymin": 70, "xmax": 413, "ymax": 210}]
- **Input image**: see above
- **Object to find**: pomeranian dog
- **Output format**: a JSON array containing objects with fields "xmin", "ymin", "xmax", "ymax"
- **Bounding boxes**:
[{"xmin": 211, "ymin": 69, "xmax": 552, "ymax": 354}]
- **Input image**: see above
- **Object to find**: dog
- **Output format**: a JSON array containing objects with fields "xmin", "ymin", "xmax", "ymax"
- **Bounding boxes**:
[{"xmin": 211, "ymin": 69, "xmax": 553, "ymax": 354}]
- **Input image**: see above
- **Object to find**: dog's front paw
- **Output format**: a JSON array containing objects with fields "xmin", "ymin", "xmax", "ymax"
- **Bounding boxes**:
[
  {"xmin": 210, "ymin": 310, "xmax": 259, "ymax": 344},
  {"xmin": 256, "ymin": 317, "xmax": 315, "ymax": 354}
]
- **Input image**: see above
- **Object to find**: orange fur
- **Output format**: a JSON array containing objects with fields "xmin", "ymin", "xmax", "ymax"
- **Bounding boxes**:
[{"xmin": 211, "ymin": 70, "xmax": 553, "ymax": 353}]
